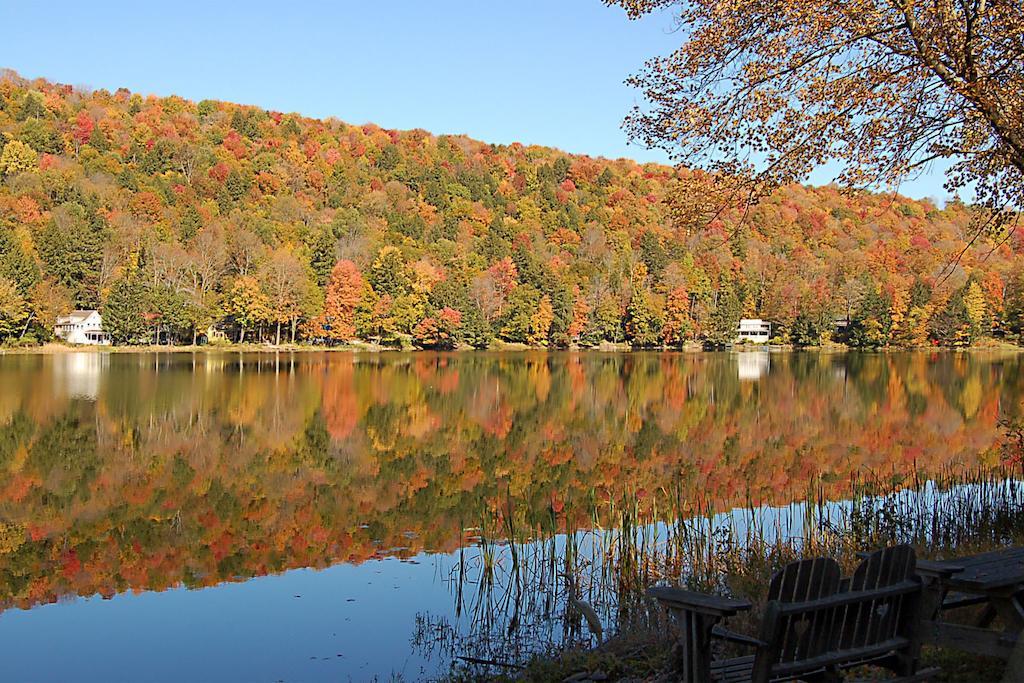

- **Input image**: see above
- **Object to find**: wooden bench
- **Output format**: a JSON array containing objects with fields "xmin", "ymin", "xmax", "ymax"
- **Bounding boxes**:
[{"xmin": 649, "ymin": 546, "xmax": 940, "ymax": 682}]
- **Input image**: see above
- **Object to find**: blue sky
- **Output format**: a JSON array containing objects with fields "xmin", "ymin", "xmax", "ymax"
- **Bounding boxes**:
[{"xmin": 2, "ymin": 0, "xmax": 948, "ymax": 201}]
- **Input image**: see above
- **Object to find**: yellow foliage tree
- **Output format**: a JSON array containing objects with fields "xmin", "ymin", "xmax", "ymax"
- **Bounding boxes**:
[
  {"xmin": 227, "ymin": 275, "xmax": 270, "ymax": 343},
  {"xmin": 0, "ymin": 141, "xmax": 38, "ymax": 177},
  {"xmin": 528, "ymin": 295, "xmax": 554, "ymax": 346},
  {"xmin": 963, "ymin": 281, "xmax": 988, "ymax": 337},
  {"xmin": 0, "ymin": 276, "xmax": 29, "ymax": 340},
  {"xmin": 888, "ymin": 284, "xmax": 908, "ymax": 344}
]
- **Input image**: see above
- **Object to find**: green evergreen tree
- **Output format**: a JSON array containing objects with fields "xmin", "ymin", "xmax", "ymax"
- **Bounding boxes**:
[
  {"xmin": 511, "ymin": 244, "xmax": 545, "ymax": 290},
  {"xmin": 639, "ymin": 231, "xmax": 668, "ymax": 282},
  {"xmin": 706, "ymin": 283, "xmax": 742, "ymax": 346},
  {"xmin": 909, "ymin": 278, "xmax": 932, "ymax": 308},
  {"xmin": 103, "ymin": 277, "xmax": 147, "ymax": 345},
  {"xmin": 429, "ymin": 273, "xmax": 470, "ymax": 311},
  {"xmin": 582, "ymin": 297, "xmax": 623, "ymax": 345},
  {"xmin": 88, "ymin": 124, "xmax": 110, "ymax": 152},
  {"xmin": 147, "ymin": 283, "xmax": 190, "ymax": 344},
  {"xmin": 225, "ymin": 169, "xmax": 252, "ymax": 201},
  {"xmin": 547, "ymin": 283, "xmax": 573, "ymax": 347},
  {"xmin": 1003, "ymin": 275, "xmax": 1024, "ymax": 342},
  {"xmin": 36, "ymin": 206, "xmax": 104, "ymax": 306},
  {"xmin": 19, "ymin": 118, "xmax": 63, "ymax": 153},
  {"xmin": 460, "ymin": 303, "xmax": 492, "ymax": 349},
  {"xmin": 309, "ymin": 229, "xmax": 336, "ymax": 287},
  {"xmin": 625, "ymin": 288, "xmax": 661, "ymax": 346},
  {"xmin": 929, "ymin": 290, "xmax": 973, "ymax": 347},
  {"xmin": 16, "ymin": 92, "xmax": 47, "ymax": 121},
  {"xmin": 479, "ymin": 230, "xmax": 511, "ymax": 262},
  {"xmin": 0, "ymin": 228, "xmax": 40, "ymax": 294},
  {"xmin": 790, "ymin": 312, "xmax": 830, "ymax": 347},
  {"xmin": 499, "ymin": 285, "xmax": 541, "ymax": 343},
  {"xmin": 177, "ymin": 205, "xmax": 203, "ymax": 242},
  {"xmin": 847, "ymin": 286, "xmax": 892, "ymax": 348},
  {"xmin": 368, "ymin": 246, "xmax": 412, "ymax": 298}
]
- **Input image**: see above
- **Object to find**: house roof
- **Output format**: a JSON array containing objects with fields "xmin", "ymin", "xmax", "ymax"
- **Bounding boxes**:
[{"xmin": 56, "ymin": 310, "xmax": 100, "ymax": 325}]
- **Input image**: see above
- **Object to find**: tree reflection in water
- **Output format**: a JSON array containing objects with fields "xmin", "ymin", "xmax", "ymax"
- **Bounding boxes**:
[{"xmin": 0, "ymin": 350, "xmax": 1021, "ymax": 672}]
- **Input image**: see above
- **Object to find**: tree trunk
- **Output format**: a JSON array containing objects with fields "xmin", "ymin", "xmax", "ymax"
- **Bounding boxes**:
[
  {"xmin": 275, "ymin": 321, "xmax": 281, "ymax": 346},
  {"xmin": 18, "ymin": 312, "xmax": 35, "ymax": 340},
  {"xmin": 239, "ymin": 324, "xmax": 246, "ymax": 344}
]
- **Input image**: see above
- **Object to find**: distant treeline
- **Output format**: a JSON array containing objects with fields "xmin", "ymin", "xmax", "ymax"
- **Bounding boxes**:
[{"xmin": 0, "ymin": 72, "xmax": 1022, "ymax": 349}]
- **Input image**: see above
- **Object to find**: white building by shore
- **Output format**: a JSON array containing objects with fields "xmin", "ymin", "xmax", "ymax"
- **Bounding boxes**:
[
  {"xmin": 54, "ymin": 310, "xmax": 111, "ymax": 345},
  {"xmin": 736, "ymin": 318, "xmax": 772, "ymax": 343}
]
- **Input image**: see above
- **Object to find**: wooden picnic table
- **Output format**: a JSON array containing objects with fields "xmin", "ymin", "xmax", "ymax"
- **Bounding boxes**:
[{"xmin": 916, "ymin": 546, "xmax": 1024, "ymax": 660}]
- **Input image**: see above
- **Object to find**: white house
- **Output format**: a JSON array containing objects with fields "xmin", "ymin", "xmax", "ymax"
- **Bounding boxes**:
[
  {"xmin": 736, "ymin": 318, "xmax": 772, "ymax": 343},
  {"xmin": 54, "ymin": 310, "xmax": 111, "ymax": 345}
]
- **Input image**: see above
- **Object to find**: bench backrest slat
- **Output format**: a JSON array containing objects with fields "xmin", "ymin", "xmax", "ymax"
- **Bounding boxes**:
[
  {"xmin": 844, "ymin": 545, "xmax": 917, "ymax": 652},
  {"xmin": 751, "ymin": 557, "xmax": 841, "ymax": 681}
]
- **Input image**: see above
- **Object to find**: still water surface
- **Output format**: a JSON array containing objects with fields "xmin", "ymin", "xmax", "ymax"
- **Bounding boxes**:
[{"xmin": 0, "ymin": 350, "xmax": 1020, "ymax": 681}]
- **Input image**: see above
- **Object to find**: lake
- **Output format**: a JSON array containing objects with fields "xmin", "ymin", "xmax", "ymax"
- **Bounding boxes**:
[{"xmin": 0, "ymin": 350, "xmax": 1020, "ymax": 682}]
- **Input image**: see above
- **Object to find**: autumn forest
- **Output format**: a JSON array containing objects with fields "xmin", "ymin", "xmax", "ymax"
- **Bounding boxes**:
[{"xmin": 1, "ymin": 72, "xmax": 1022, "ymax": 350}]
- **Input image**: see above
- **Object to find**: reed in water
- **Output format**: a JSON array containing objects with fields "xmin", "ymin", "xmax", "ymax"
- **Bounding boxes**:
[{"xmin": 418, "ymin": 459, "xmax": 1024, "ymax": 680}]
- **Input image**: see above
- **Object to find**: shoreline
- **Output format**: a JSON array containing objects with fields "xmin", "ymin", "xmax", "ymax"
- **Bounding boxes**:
[{"xmin": 1, "ymin": 341, "xmax": 1020, "ymax": 356}]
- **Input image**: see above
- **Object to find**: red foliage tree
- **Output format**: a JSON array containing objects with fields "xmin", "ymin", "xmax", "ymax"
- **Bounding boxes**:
[{"xmin": 312, "ymin": 260, "xmax": 364, "ymax": 342}]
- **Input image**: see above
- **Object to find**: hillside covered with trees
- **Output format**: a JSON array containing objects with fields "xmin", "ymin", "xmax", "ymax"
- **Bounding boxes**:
[{"xmin": 0, "ymin": 72, "xmax": 1022, "ymax": 349}]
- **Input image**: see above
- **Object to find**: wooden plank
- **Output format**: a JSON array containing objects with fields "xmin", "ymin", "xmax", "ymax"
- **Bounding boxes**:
[
  {"xmin": 940, "ymin": 592, "xmax": 989, "ymax": 610},
  {"xmin": 847, "ymin": 666, "xmax": 940, "ymax": 682},
  {"xmin": 948, "ymin": 574, "xmax": 1024, "ymax": 593},
  {"xmin": 770, "ymin": 637, "xmax": 909, "ymax": 676},
  {"xmin": 774, "ymin": 580, "xmax": 921, "ymax": 615},
  {"xmin": 711, "ymin": 624, "xmax": 765, "ymax": 648},
  {"xmin": 923, "ymin": 546, "xmax": 1024, "ymax": 592},
  {"xmin": 711, "ymin": 654, "xmax": 755, "ymax": 673},
  {"xmin": 925, "ymin": 546, "xmax": 1024, "ymax": 570},
  {"xmin": 711, "ymin": 653, "xmax": 755, "ymax": 682},
  {"xmin": 921, "ymin": 620, "xmax": 1018, "ymax": 660}
]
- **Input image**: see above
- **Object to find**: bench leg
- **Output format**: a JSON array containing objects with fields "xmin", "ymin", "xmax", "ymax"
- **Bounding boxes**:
[
  {"xmin": 992, "ymin": 593, "xmax": 1024, "ymax": 633},
  {"xmin": 977, "ymin": 603, "xmax": 998, "ymax": 628},
  {"xmin": 669, "ymin": 608, "xmax": 718, "ymax": 683}
]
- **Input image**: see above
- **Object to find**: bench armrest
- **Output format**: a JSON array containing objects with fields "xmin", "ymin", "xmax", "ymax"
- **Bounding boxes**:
[
  {"xmin": 711, "ymin": 624, "xmax": 766, "ymax": 648},
  {"xmin": 648, "ymin": 586, "xmax": 753, "ymax": 617},
  {"xmin": 915, "ymin": 560, "xmax": 965, "ymax": 580}
]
